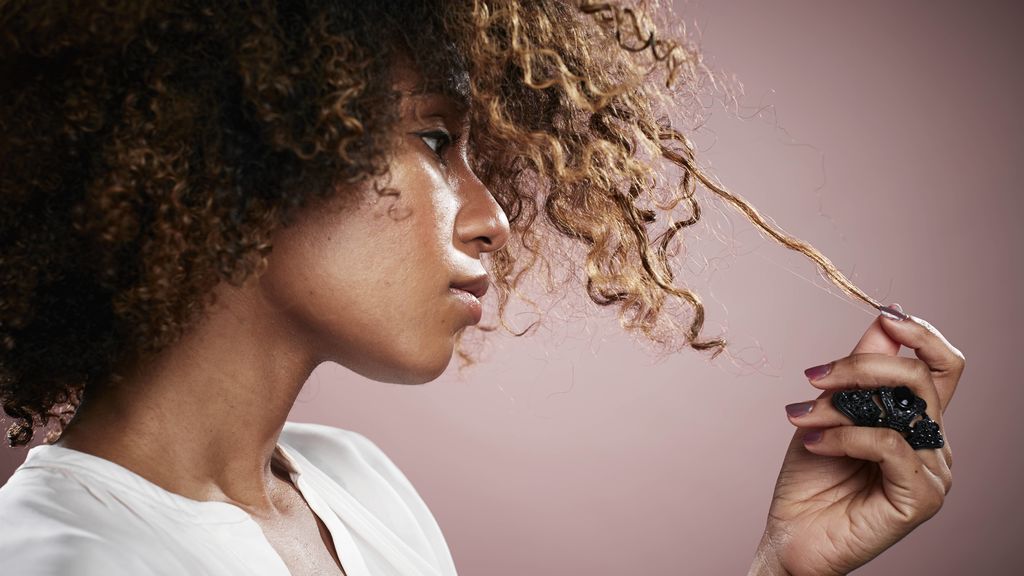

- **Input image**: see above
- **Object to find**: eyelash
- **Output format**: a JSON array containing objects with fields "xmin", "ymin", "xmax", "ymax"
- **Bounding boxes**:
[{"xmin": 417, "ymin": 129, "xmax": 454, "ymax": 161}]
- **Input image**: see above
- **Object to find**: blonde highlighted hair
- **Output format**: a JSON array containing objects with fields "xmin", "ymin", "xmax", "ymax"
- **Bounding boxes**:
[{"xmin": 0, "ymin": 0, "xmax": 878, "ymax": 446}]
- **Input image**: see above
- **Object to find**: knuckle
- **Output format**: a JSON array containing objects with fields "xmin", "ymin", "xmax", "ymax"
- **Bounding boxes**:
[
  {"xmin": 832, "ymin": 425, "xmax": 856, "ymax": 447},
  {"xmin": 910, "ymin": 358, "xmax": 932, "ymax": 384},
  {"xmin": 849, "ymin": 353, "xmax": 870, "ymax": 371},
  {"xmin": 878, "ymin": 429, "xmax": 906, "ymax": 453},
  {"xmin": 902, "ymin": 474, "xmax": 945, "ymax": 524},
  {"xmin": 923, "ymin": 475, "xmax": 946, "ymax": 513},
  {"xmin": 954, "ymin": 351, "xmax": 967, "ymax": 371},
  {"xmin": 841, "ymin": 354, "xmax": 860, "ymax": 376},
  {"xmin": 898, "ymin": 487, "xmax": 944, "ymax": 528}
]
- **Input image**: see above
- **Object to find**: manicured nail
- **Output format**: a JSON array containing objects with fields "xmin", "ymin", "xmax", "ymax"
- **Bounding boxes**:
[
  {"xmin": 803, "ymin": 430, "xmax": 824, "ymax": 444},
  {"xmin": 785, "ymin": 401, "xmax": 814, "ymax": 418},
  {"xmin": 879, "ymin": 302, "xmax": 910, "ymax": 321},
  {"xmin": 804, "ymin": 362, "xmax": 833, "ymax": 381}
]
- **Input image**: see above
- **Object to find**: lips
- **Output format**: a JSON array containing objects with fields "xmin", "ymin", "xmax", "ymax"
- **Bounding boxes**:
[
  {"xmin": 448, "ymin": 274, "xmax": 488, "ymax": 325},
  {"xmin": 449, "ymin": 275, "xmax": 489, "ymax": 299},
  {"xmin": 448, "ymin": 287, "xmax": 483, "ymax": 324}
]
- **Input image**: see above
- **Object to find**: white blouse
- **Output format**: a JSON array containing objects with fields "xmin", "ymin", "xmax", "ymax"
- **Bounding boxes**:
[{"xmin": 0, "ymin": 420, "xmax": 458, "ymax": 576}]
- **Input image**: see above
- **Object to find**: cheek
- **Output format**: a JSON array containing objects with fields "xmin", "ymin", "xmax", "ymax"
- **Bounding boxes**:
[
  {"xmin": 257, "ymin": 203, "xmax": 460, "ymax": 383},
  {"xmin": 339, "ymin": 236, "xmax": 459, "ymax": 383}
]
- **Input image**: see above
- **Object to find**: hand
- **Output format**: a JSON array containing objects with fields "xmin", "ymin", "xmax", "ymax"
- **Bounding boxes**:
[{"xmin": 750, "ymin": 305, "xmax": 965, "ymax": 576}]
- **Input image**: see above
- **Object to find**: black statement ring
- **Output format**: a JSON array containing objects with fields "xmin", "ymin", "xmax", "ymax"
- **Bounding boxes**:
[{"xmin": 831, "ymin": 386, "xmax": 945, "ymax": 450}]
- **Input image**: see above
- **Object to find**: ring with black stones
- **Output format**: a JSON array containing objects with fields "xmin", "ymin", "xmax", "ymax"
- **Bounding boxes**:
[{"xmin": 831, "ymin": 385, "xmax": 944, "ymax": 450}]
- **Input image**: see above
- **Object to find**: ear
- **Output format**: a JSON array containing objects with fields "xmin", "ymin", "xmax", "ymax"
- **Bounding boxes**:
[{"xmin": 850, "ymin": 315, "xmax": 901, "ymax": 356}]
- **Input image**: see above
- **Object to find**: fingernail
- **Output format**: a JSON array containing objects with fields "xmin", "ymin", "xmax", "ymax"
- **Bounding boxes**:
[
  {"xmin": 879, "ymin": 302, "xmax": 910, "ymax": 321},
  {"xmin": 804, "ymin": 362, "xmax": 833, "ymax": 381},
  {"xmin": 785, "ymin": 401, "xmax": 814, "ymax": 418},
  {"xmin": 803, "ymin": 429, "xmax": 823, "ymax": 444}
]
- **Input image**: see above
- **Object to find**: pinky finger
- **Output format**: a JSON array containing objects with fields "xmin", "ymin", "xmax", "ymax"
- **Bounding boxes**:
[{"xmin": 802, "ymin": 427, "xmax": 946, "ymax": 524}]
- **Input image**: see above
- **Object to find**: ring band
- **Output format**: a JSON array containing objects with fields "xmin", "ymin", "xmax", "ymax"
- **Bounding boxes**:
[{"xmin": 831, "ymin": 386, "xmax": 945, "ymax": 450}]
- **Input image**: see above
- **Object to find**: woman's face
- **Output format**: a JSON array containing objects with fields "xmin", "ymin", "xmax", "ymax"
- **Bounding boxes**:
[{"xmin": 257, "ymin": 63, "xmax": 510, "ymax": 384}]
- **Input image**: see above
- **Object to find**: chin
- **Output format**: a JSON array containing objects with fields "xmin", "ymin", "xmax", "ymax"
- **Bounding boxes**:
[
  {"xmin": 346, "ymin": 347, "xmax": 453, "ymax": 385},
  {"xmin": 396, "ymin": 353, "xmax": 452, "ymax": 384}
]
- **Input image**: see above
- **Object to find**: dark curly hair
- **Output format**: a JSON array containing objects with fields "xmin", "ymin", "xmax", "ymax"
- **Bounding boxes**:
[{"xmin": 0, "ymin": 0, "xmax": 881, "ymax": 447}]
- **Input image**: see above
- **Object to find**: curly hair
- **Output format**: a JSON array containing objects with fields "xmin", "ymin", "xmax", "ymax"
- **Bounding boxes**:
[{"xmin": 0, "ymin": 0, "xmax": 881, "ymax": 447}]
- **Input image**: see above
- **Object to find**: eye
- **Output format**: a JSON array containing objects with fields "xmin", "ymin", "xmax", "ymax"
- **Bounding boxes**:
[{"xmin": 416, "ymin": 129, "xmax": 453, "ymax": 158}]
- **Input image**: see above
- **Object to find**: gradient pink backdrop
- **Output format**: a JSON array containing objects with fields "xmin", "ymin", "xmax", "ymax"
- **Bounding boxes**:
[{"xmin": 3, "ymin": 1, "xmax": 1020, "ymax": 574}]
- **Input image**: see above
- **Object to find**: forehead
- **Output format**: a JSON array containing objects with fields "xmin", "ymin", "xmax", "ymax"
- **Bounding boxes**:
[{"xmin": 391, "ymin": 59, "xmax": 470, "ymax": 115}]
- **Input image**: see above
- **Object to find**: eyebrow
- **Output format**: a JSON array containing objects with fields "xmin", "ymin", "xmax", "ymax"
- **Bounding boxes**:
[
  {"xmin": 403, "ymin": 89, "xmax": 469, "ymax": 108},
  {"xmin": 400, "ymin": 90, "xmax": 471, "ymax": 124},
  {"xmin": 403, "ymin": 70, "xmax": 471, "ymax": 109}
]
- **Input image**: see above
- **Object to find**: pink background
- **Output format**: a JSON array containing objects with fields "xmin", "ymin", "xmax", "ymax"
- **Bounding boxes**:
[{"xmin": 3, "ymin": 1, "xmax": 1021, "ymax": 573}]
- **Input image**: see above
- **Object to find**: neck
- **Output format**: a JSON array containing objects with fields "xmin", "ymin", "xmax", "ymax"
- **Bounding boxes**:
[{"xmin": 55, "ymin": 279, "xmax": 321, "ymax": 517}]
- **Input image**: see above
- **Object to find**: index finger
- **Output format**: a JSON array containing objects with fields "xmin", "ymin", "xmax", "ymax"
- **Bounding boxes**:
[{"xmin": 879, "ymin": 308, "xmax": 966, "ymax": 412}]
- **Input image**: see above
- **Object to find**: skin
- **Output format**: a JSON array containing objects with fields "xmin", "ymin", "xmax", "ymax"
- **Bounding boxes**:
[
  {"xmin": 49, "ymin": 62, "xmax": 963, "ymax": 575},
  {"xmin": 54, "ymin": 61, "xmax": 510, "ymax": 575},
  {"xmin": 750, "ymin": 309, "xmax": 964, "ymax": 575}
]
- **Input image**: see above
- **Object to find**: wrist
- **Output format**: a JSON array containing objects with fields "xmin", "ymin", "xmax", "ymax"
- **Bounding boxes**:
[{"xmin": 748, "ymin": 531, "xmax": 791, "ymax": 576}]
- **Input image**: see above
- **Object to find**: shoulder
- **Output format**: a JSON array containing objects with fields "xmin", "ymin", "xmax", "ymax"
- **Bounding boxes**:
[
  {"xmin": 278, "ymin": 421, "xmax": 426, "ymax": 512},
  {"xmin": 279, "ymin": 420, "xmax": 393, "ymax": 473},
  {"xmin": 0, "ymin": 468, "xmax": 150, "ymax": 574},
  {"xmin": 0, "ymin": 531, "xmax": 148, "ymax": 575},
  {"xmin": 279, "ymin": 421, "xmax": 457, "ymax": 575}
]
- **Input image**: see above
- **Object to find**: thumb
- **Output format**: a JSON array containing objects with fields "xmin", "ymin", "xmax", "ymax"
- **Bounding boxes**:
[{"xmin": 851, "ymin": 310, "xmax": 901, "ymax": 356}]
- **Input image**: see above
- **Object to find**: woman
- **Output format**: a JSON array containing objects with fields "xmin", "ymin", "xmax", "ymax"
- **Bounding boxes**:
[{"xmin": 0, "ymin": 1, "xmax": 964, "ymax": 575}]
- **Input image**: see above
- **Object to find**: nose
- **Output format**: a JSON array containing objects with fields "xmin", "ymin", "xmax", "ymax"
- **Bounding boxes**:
[{"xmin": 454, "ymin": 170, "xmax": 510, "ymax": 256}]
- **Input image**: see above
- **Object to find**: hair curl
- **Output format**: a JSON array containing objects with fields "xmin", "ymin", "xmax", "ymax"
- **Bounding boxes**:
[{"xmin": 0, "ymin": 0, "xmax": 881, "ymax": 447}]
